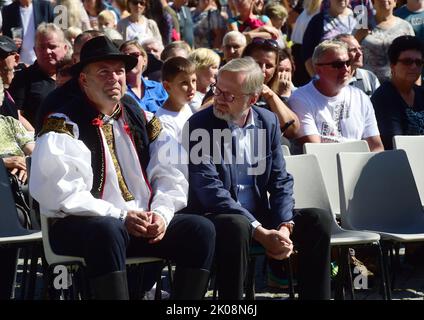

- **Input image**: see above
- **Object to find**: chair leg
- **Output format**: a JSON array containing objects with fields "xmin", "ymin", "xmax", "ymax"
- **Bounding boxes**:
[
  {"xmin": 376, "ymin": 242, "xmax": 390, "ymax": 300},
  {"xmin": 285, "ymin": 257, "xmax": 296, "ymax": 300},
  {"xmin": 381, "ymin": 242, "xmax": 392, "ymax": 300},
  {"xmin": 154, "ymin": 262, "xmax": 165, "ymax": 300},
  {"xmin": 20, "ymin": 248, "xmax": 29, "ymax": 300},
  {"xmin": 26, "ymin": 244, "xmax": 40, "ymax": 300},
  {"xmin": 334, "ymin": 247, "xmax": 345, "ymax": 300},
  {"xmin": 345, "ymin": 248, "xmax": 355, "ymax": 300}
]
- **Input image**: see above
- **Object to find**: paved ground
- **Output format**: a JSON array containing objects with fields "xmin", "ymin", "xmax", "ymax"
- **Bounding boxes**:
[{"xmin": 13, "ymin": 248, "xmax": 424, "ymax": 300}]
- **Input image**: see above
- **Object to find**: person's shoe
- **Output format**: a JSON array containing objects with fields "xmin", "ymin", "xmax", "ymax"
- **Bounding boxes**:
[{"xmin": 144, "ymin": 283, "xmax": 170, "ymax": 300}]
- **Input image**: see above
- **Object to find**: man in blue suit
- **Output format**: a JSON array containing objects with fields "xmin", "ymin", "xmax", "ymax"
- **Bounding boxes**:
[
  {"xmin": 185, "ymin": 57, "xmax": 332, "ymax": 300},
  {"xmin": 1, "ymin": 0, "xmax": 54, "ymax": 65}
]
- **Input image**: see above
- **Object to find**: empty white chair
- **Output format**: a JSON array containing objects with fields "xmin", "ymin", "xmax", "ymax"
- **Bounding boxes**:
[
  {"xmin": 284, "ymin": 154, "xmax": 387, "ymax": 299},
  {"xmin": 337, "ymin": 150, "xmax": 424, "ymax": 299},
  {"xmin": 304, "ymin": 141, "xmax": 370, "ymax": 217},
  {"xmin": 393, "ymin": 135, "xmax": 424, "ymax": 206}
]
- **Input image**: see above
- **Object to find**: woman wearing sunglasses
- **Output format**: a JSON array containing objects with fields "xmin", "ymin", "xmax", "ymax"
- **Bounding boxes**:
[
  {"xmin": 371, "ymin": 35, "xmax": 424, "ymax": 150},
  {"xmin": 242, "ymin": 37, "xmax": 299, "ymax": 138}
]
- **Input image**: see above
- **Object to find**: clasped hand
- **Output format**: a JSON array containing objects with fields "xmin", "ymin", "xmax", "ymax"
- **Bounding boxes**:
[{"xmin": 124, "ymin": 210, "xmax": 166, "ymax": 244}]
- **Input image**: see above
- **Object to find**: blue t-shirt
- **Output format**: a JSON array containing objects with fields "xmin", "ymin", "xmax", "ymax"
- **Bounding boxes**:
[
  {"xmin": 125, "ymin": 78, "xmax": 168, "ymax": 113},
  {"xmin": 395, "ymin": 6, "xmax": 424, "ymax": 41}
]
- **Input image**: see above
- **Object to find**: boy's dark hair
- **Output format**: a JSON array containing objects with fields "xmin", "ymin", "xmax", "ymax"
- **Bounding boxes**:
[
  {"xmin": 388, "ymin": 35, "xmax": 424, "ymax": 65},
  {"xmin": 161, "ymin": 56, "xmax": 196, "ymax": 82}
]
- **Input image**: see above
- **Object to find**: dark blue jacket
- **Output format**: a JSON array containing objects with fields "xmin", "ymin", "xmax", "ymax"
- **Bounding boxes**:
[
  {"xmin": 184, "ymin": 106, "xmax": 294, "ymax": 229},
  {"xmin": 1, "ymin": 0, "xmax": 54, "ymax": 38}
]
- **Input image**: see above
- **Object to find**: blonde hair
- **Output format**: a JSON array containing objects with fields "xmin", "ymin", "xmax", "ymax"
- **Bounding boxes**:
[
  {"xmin": 188, "ymin": 48, "xmax": 221, "ymax": 70},
  {"xmin": 98, "ymin": 10, "xmax": 116, "ymax": 27},
  {"xmin": 264, "ymin": 3, "xmax": 288, "ymax": 20},
  {"xmin": 304, "ymin": 0, "xmax": 322, "ymax": 16}
]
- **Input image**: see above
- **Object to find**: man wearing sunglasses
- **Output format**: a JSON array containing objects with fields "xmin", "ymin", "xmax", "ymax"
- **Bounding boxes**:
[{"xmin": 289, "ymin": 40, "xmax": 384, "ymax": 152}]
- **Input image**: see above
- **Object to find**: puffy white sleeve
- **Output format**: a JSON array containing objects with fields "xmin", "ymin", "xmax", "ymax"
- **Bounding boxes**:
[
  {"xmin": 146, "ymin": 126, "xmax": 189, "ymax": 227},
  {"xmin": 29, "ymin": 130, "xmax": 122, "ymax": 219}
]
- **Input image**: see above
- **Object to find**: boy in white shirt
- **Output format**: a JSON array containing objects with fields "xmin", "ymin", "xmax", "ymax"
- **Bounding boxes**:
[{"xmin": 157, "ymin": 56, "xmax": 197, "ymax": 143}]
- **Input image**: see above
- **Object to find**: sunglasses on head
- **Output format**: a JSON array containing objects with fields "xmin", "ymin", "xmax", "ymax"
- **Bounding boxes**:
[
  {"xmin": 316, "ymin": 60, "xmax": 351, "ymax": 69},
  {"xmin": 251, "ymin": 37, "xmax": 279, "ymax": 50},
  {"xmin": 397, "ymin": 58, "xmax": 424, "ymax": 67}
]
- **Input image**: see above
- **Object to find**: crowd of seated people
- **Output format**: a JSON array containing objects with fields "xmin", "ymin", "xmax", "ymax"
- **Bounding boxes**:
[{"xmin": 0, "ymin": 0, "xmax": 424, "ymax": 300}]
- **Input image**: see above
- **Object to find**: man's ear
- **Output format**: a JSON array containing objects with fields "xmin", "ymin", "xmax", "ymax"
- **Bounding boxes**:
[
  {"xmin": 79, "ymin": 72, "xmax": 87, "ymax": 88},
  {"xmin": 250, "ymin": 93, "xmax": 259, "ymax": 105}
]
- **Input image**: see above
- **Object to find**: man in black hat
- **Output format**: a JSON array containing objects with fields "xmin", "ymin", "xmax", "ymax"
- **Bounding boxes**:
[{"xmin": 29, "ymin": 36, "xmax": 215, "ymax": 300}]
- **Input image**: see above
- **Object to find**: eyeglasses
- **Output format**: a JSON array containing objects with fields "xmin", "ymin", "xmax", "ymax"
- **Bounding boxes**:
[
  {"xmin": 251, "ymin": 37, "xmax": 279, "ymax": 50},
  {"xmin": 397, "ymin": 58, "xmax": 424, "ymax": 67},
  {"xmin": 212, "ymin": 85, "xmax": 249, "ymax": 103},
  {"xmin": 316, "ymin": 60, "xmax": 351, "ymax": 69},
  {"xmin": 125, "ymin": 51, "xmax": 142, "ymax": 58},
  {"xmin": 129, "ymin": 0, "xmax": 146, "ymax": 5}
]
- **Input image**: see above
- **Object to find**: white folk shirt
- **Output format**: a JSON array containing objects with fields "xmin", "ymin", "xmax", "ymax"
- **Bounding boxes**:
[{"xmin": 29, "ymin": 113, "xmax": 188, "ymax": 227}]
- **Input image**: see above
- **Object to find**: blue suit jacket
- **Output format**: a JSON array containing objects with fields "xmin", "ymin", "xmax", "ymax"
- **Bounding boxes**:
[
  {"xmin": 1, "ymin": 0, "xmax": 54, "ymax": 39},
  {"xmin": 185, "ymin": 106, "xmax": 294, "ymax": 229}
]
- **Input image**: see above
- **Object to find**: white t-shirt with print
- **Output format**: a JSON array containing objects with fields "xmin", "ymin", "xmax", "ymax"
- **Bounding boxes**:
[{"xmin": 289, "ymin": 81, "xmax": 380, "ymax": 142}]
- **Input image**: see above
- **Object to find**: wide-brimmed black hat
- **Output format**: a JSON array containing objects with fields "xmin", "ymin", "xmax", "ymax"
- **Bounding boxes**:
[
  {"xmin": 0, "ymin": 35, "xmax": 18, "ymax": 59},
  {"xmin": 70, "ymin": 36, "xmax": 138, "ymax": 75}
]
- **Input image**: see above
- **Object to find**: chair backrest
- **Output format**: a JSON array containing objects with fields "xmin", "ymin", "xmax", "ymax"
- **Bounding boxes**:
[
  {"xmin": 0, "ymin": 159, "xmax": 34, "ymax": 237},
  {"xmin": 303, "ymin": 141, "xmax": 370, "ymax": 216},
  {"xmin": 40, "ymin": 214, "xmax": 85, "ymax": 266},
  {"xmin": 337, "ymin": 150, "xmax": 424, "ymax": 233},
  {"xmin": 285, "ymin": 154, "xmax": 343, "ymax": 234},
  {"xmin": 393, "ymin": 135, "xmax": 424, "ymax": 205},
  {"xmin": 281, "ymin": 145, "xmax": 291, "ymax": 157},
  {"xmin": 24, "ymin": 157, "xmax": 84, "ymax": 266},
  {"xmin": 285, "ymin": 154, "xmax": 331, "ymax": 212}
]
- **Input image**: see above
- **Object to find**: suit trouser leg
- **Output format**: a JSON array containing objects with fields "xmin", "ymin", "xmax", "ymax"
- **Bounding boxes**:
[
  {"xmin": 50, "ymin": 216, "xmax": 129, "ymax": 277},
  {"xmin": 292, "ymin": 208, "xmax": 332, "ymax": 300},
  {"xmin": 207, "ymin": 214, "xmax": 251, "ymax": 300}
]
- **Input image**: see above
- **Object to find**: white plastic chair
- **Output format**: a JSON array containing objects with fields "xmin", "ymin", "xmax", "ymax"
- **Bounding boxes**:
[
  {"xmin": 281, "ymin": 145, "xmax": 291, "ymax": 157},
  {"xmin": 393, "ymin": 135, "xmax": 424, "ymax": 206},
  {"xmin": 284, "ymin": 154, "xmax": 387, "ymax": 299},
  {"xmin": 337, "ymin": 150, "xmax": 424, "ymax": 299},
  {"xmin": 303, "ymin": 141, "xmax": 370, "ymax": 217}
]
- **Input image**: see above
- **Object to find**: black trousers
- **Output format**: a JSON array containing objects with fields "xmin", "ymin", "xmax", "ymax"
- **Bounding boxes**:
[
  {"xmin": 50, "ymin": 214, "xmax": 216, "ymax": 279},
  {"xmin": 209, "ymin": 208, "xmax": 332, "ymax": 300}
]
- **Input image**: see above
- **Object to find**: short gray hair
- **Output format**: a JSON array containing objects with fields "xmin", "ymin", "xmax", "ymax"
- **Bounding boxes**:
[
  {"xmin": 223, "ymin": 31, "xmax": 247, "ymax": 47},
  {"xmin": 36, "ymin": 22, "xmax": 66, "ymax": 43},
  {"xmin": 312, "ymin": 40, "xmax": 348, "ymax": 65},
  {"xmin": 219, "ymin": 57, "xmax": 264, "ymax": 95}
]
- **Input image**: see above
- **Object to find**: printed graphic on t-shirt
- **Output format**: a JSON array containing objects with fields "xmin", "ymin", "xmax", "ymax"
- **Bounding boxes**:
[{"xmin": 320, "ymin": 102, "xmax": 351, "ymax": 142}]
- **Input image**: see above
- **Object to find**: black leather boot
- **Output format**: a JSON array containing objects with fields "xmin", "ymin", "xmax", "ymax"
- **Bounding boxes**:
[
  {"xmin": 172, "ymin": 268, "xmax": 210, "ymax": 300},
  {"xmin": 89, "ymin": 270, "xmax": 129, "ymax": 300}
]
